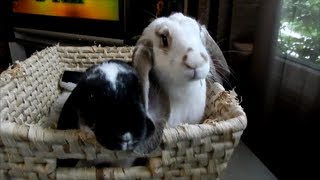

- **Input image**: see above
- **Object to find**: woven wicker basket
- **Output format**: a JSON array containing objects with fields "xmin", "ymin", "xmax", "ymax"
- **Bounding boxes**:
[{"xmin": 0, "ymin": 45, "xmax": 247, "ymax": 180}]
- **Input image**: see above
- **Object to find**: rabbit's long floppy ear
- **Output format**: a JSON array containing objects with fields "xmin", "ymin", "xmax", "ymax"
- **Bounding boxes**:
[
  {"xmin": 200, "ymin": 25, "xmax": 230, "ymax": 84},
  {"xmin": 133, "ymin": 76, "xmax": 169, "ymax": 155},
  {"xmin": 134, "ymin": 70, "xmax": 170, "ymax": 155},
  {"xmin": 132, "ymin": 39, "xmax": 154, "ymax": 110},
  {"xmin": 132, "ymin": 39, "xmax": 170, "ymax": 155}
]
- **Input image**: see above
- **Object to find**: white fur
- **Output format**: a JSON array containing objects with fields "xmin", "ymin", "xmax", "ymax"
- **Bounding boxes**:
[
  {"xmin": 166, "ymin": 80, "xmax": 206, "ymax": 127},
  {"xmin": 121, "ymin": 132, "xmax": 134, "ymax": 150},
  {"xmin": 97, "ymin": 62, "xmax": 130, "ymax": 90},
  {"xmin": 139, "ymin": 13, "xmax": 210, "ymax": 127}
]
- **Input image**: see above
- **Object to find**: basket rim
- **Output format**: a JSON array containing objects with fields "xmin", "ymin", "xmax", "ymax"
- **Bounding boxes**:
[{"xmin": 0, "ymin": 112, "xmax": 246, "ymax": 147}]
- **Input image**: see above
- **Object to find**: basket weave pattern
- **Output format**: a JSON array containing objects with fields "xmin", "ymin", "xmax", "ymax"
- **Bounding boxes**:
[{"xmin": 0, "ymin": 46, "xmax": 247, "ymax": 179}]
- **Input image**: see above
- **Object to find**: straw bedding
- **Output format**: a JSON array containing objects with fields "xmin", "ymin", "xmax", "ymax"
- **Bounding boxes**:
[{"xmin": 0, "ymin": 45, "xmax": 247, "ymax": 179}]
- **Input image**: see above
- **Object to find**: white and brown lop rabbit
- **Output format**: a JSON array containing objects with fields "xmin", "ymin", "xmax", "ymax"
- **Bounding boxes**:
[{"xmin": 133, "ymin": 13, "xmax": 230, "ymax": 127}]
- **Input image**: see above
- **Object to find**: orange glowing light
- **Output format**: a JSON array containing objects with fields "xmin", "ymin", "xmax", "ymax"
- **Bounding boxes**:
[{"xmin": 12, "ymin": 0, "xmax": 119, "ymax": 21}]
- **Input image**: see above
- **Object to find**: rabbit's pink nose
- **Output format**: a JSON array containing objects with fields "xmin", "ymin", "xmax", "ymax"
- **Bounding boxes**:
[{"xmin": 183, "ymin": 48, "xmax": 209, "ymax": 69}]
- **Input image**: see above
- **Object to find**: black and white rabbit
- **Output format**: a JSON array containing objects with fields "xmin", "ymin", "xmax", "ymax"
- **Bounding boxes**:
[{"xmin": 57, "ymin": 59, "xmax": 156, "ymax": 167}]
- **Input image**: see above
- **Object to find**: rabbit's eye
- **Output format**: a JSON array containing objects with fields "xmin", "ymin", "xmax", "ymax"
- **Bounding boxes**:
[{"xmin": 160, "ymin": 34, "xmax": 168, "ymax": 47}]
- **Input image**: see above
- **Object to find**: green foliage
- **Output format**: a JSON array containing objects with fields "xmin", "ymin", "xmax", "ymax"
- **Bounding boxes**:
[{"xmin": 277, "ymin": 0, "xmax": 320, "ymax": 66}]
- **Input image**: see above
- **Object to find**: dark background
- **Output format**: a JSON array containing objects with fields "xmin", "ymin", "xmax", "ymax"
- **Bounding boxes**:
[{"xmin": 0, "ymin": 0, "xmax": 11, "ymax": 70}]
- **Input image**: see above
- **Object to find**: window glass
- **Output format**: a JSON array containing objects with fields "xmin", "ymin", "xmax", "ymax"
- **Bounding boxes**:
[{"xmin": 277, "ymin": 0, "xmax": 320, "ymax": 69}]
